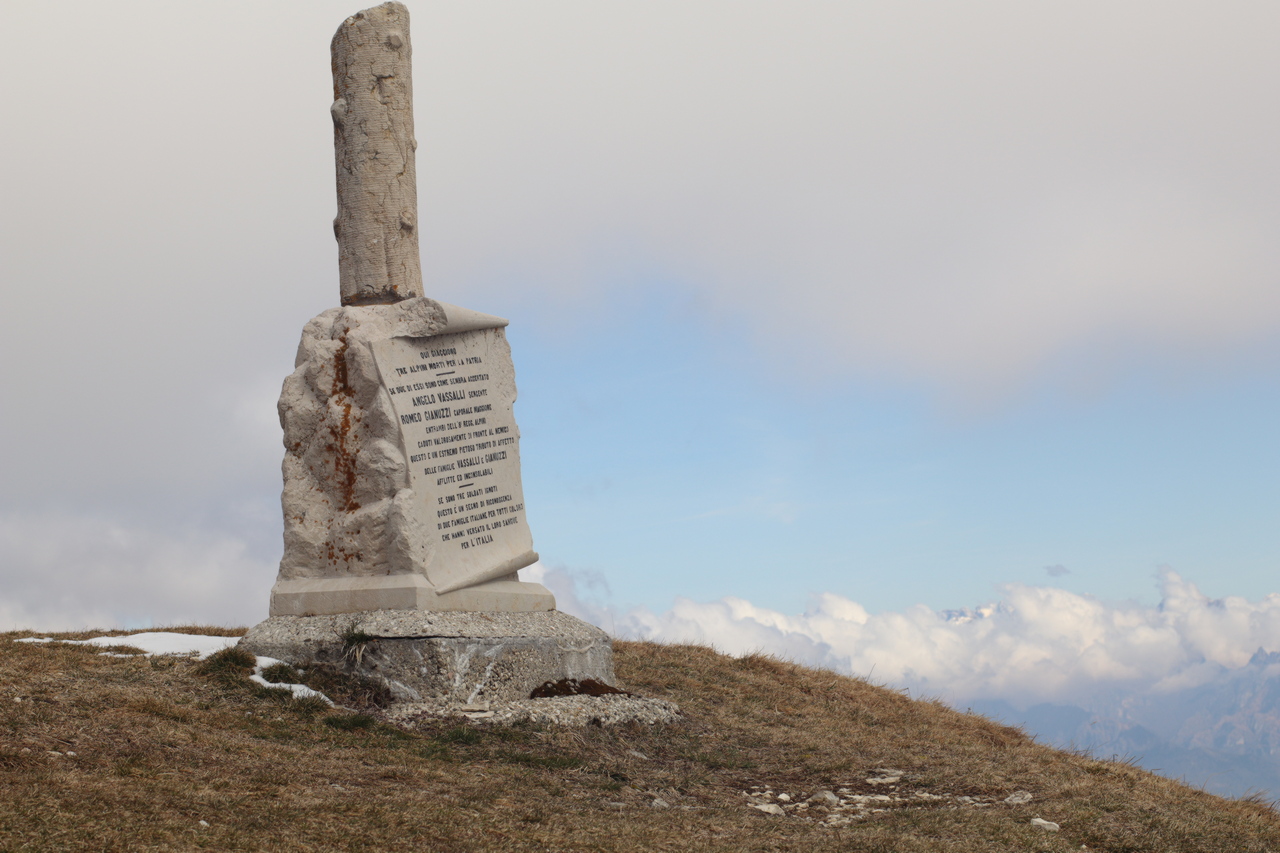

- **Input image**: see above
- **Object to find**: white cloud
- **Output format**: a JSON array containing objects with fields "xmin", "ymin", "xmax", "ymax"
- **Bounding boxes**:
[
  {"xmin": 3, "ymin": 1, "xmax": 1279, "ymax": 426},
  {"xmin": 412, "ymin": 1, "xmax": 1280, "ymax": 396},
  {"xmin": 540, "ymin": 562, "xmax": 1280, "ymax": 794},
  {"xmin": 0, "ymin": 511, "xmax": 274, "ymax": 631},
  {"xmin": 543, "ymin": 565, "xmax": 1280, "ymax": 712}
]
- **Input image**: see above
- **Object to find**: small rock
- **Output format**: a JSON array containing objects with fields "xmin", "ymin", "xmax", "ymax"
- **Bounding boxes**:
[
  {"xmin": 47, "ymin": 751, "xmax": 62, "ymax": 758},
  {"xmin": 65, "ymin": 751, "xmax": 76, "ymax": 757},
  {"xmin": 198, "ymin": 820, "xmax": 210, "ymax": 828},
  {"xmin": 808, "ymin": 790, "xmax": 840, "ymax": 807},
  {"xmin": 628, "ymin": 749, "xmax": 649, "ymax": 760},
  {"xmin": 605, "ymin": 801, "xmax": 626, "ymax": 809},
  {"xmin": 867, "ymin": 772, "xmax": 903, "ymax": 785},
  {"xmin": 752, "ymin": 803, "xmax": 786, "ymax": 816},
  {"xmin": 776, "ymin": 793, "xmax": 791, "ymax": 802},
  {"xmin": 650, "ymin": 798, "xmax": 670, "ymax": 809},
  {"xmin": 1004, "ymin": 790, "xmax": 1033, "ymax": 805},
  {"xmin": 1031, "ymin": 817, "xmax": 1060, "ymax": 832}
]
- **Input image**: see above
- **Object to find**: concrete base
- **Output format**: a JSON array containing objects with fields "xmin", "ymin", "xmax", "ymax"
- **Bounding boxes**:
[
  {"xmin": 268, "ymin": 574, "xmax": 555, "ymax": 616},
  {"xmin": 238, "ymin": 609, "xmax": 615, "ymax": 704}
]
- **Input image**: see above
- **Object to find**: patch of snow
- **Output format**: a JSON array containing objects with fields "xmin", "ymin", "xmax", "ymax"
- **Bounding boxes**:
[
  {"xmin": 249, "ymin": 655, "xmax": 333, "ymax": 704},
  {"xmin": 14, "ymin": 631, "xmax": 333, "ymax": 704},
  {"xmin": 16, "ymin": 632, "xmax": 239, "ymax": 659}
]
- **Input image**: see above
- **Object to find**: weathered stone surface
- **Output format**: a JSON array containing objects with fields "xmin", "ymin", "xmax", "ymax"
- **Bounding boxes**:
[
  {"xmin": 385, "ymin": 693, "xmax": 683, "ymax": 728},
  {"xmin": 271, "ymin": 296, "xmax": 553, "ymax": 616},
  {"xmin": 752, "ymin": 803, "xmax": 786, "ymax": 816},
  {"xmin": 370, "ymin": 328, "xmax": 537, "ymax": 594},
  {"xmin": 332, "ymin": 2, "xmax": 424, "ymax": 306},
  {"xmin": 239, "ymin": 610, "xmax": 613, "ymax": 704}
]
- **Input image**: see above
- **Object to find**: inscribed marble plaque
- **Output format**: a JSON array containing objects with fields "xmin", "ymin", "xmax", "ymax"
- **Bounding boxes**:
[{"xmin": 371, "ymin": 328, "xmax": 537, "ymax": 594}]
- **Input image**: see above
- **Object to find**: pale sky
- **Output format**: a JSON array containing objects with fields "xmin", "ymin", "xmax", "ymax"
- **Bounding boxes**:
[{"xmin": 2, "ymin": 1, "xmax": 1278, "ymax": 645}]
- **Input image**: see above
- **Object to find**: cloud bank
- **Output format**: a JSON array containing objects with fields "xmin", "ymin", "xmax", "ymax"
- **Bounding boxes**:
[
  {"xmin": 4, "ymin": 514, "xmax": 1276, "ymax": 795},
  {"xmin": 539, "ymin": 565, "xmax": 1280, "ymax": 709},
  {"xmin": 7, "ymin": 513, "xmax": 1267, "ymax": 729},
  {"xmin": 533, "ymin": 563, "xmax": 1280, "ymax": 795},
  {"xmin": 4, "ymin": 1, "xmax": 1280, "ymax": 423},
  {"xmin": 0, "ymin": 511, "xmax": 273, "ymax": 631}
]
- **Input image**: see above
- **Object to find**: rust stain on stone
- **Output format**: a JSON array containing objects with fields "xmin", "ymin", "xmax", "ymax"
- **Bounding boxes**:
[{"xmin": 328, "ymin": 332, "xmax": 362, "ymax": 513}]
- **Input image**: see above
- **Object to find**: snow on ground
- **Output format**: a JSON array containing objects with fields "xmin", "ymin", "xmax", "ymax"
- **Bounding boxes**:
[
  {"xmin": 16, "ymin": 631, "xmax": 239, "ymax": 658},
  {"xmin": 15, "ymin": 632, "xmax": 331, "ymax": 704},
  {"xmin": 249, "ymin": 656, "xmax": 332, "ymax": 704}
]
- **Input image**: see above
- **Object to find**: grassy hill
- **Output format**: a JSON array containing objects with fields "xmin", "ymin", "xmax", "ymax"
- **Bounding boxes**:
[{"xmin": 2, "ymin": 628, "xmax": 1277, "ymax": 852}]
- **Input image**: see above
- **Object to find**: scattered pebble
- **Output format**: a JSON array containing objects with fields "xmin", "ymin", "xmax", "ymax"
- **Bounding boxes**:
[
  {"xmin": 867, "ymin": 769, "xmax": 904, "ymax": 785},
  {"xmin": 198, "ymin": 820, "xmax": 210, "ymax": 828},
  {"xmin": 628, "ymin": 749, "xmax": 649, "ymax": 760},
  {"xmin": 740, "ymin": 775, "xmax": 1046, "ymax": 828},
  {"xmin": 650, "ymin": 798, "xmax": 670, "ymax": 809},
  {"xmin": 752, "ymin": 803, "xmax": 786, "ymax": 816},
  {"xmin": 808, "ymin": 790, "xmax": 840, "ymax": 807},
  {"xmin": 1031, "ymin": 817, "xmax": 1061, "ymax": 832}
]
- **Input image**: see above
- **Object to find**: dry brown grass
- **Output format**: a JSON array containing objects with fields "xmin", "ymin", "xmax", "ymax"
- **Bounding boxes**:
[{"xmin": 0, "ymin": 629, "xmax": 1276, "ymax": 852}]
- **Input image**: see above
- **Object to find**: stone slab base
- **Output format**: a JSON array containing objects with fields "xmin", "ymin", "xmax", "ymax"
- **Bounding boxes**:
[
  {"xmin": 238, "ymin": 610, "xmax": 614, "ymax": 704},
  {"xmin": 268, "ymin": 575, "xmax": 555, "ymax": 616}
]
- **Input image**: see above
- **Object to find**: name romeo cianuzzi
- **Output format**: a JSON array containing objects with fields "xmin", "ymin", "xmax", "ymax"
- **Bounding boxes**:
[{"xmin": 374, "ymin": 331, "xmax": 531, "ymax": 559}]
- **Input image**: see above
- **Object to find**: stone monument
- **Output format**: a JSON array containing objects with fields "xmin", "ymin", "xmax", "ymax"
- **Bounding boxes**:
[{"xmin": 240, "ymin": 2, "xmax": 614, "ymax": 704}]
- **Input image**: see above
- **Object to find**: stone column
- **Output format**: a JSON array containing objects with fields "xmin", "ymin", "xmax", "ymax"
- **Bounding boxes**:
[{"xmin": 331, "ymin": 2, "xmax": 424, "ymax": 306}]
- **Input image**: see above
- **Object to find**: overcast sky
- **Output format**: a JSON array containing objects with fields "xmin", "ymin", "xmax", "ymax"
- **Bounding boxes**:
[{"xmin": 2, "ymin": 0, "xmax": 1279, "ymax": 716}]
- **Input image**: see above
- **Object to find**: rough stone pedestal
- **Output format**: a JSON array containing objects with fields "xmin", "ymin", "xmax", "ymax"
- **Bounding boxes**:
[{"xmin": 239, "ymin": 610, "xmax": 614, "ymax": 704}]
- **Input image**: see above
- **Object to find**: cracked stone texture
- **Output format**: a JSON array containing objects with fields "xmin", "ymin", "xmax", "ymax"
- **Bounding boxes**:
[
  {"xmin": 331, "ymin": 2, "xmax": 424, "ymax": 306},
  {"xmin": 278, "ymin": 297, "xmax": 451, "ymax": 587},
  {"xmin": 384, "ymin": 693, "xmax": 683, "ymax": 727},
  {"xmin": 276, "ymin": 297, "xmax": 530, "ymax": 597},
  {"xmin": 240, "ymin": 611, "xmax": 616, "ymax": 703}
]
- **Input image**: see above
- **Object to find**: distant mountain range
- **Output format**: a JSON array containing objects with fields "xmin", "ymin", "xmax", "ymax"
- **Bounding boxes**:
[{"xmin": 968, "ymin": 650, "xmax": 1280, "ymax": 799}]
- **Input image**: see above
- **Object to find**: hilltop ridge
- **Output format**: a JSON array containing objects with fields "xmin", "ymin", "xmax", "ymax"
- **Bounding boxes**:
[{"xmin": 2, "ymin": 629, "xmax": 1277, "ymax": 851}]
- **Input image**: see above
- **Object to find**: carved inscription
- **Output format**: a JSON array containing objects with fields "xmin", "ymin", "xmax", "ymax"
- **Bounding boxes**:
[{"xmin": 371, "ymin": 328, "xmax": 535, "ymax": 592}]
